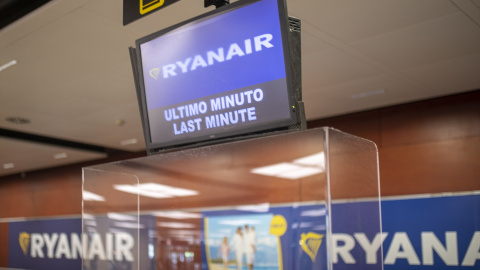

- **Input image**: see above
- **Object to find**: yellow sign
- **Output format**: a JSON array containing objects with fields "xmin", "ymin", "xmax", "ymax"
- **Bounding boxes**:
[
  {"xmin": 300, "ymin": 232, "xmax": 324, "ymax": 262},
  {"xmin": 269, "ymin": 215, "xmax": 287, "ymax": 236},
  {"xmin": 140, "ymin": 0, "xmax": 165, "ymax": 15},
  {"xmin": 124, "ymin": 0, "xmax": 179, "ymax": 25},
  {"xmin": 19, "ymin": 232, "xmax": 30, "ymax": 256}
]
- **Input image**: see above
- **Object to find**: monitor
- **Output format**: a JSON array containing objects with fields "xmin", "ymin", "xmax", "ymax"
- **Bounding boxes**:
[{"xmin": 132, "ymin": 0, "xmax": 301, "ymax": 153}]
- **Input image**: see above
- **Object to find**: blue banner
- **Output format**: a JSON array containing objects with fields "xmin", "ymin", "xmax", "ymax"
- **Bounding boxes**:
[
  {"xmin": 8, "ymin": 218, "xmax": 82, "ymax": 269},
  {"xmin": 331, "ymin": 194, "xmax": 480, "ymax": 269},
  {"xmin": 380, "ymin": 194, "xmax": 480, "ymax": 269},
  {"xmin": 6, "ymin": 194, "xmax": 480, "ymax": 269},
  {"xmin": 8, "ymin": 215, "xmax": 155, "ymax": 270}
]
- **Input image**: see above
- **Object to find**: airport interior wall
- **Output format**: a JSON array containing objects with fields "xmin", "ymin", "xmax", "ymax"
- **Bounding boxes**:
[
  {"xmin": 308, "ymin": 89, "xmax": 480, "ymax": 196},
  {"xmin": 0, "ymin": 89, "xmax": 479, "ymax": 267}
]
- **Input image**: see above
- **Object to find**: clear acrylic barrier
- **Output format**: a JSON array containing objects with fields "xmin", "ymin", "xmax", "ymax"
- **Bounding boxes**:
[
  {"xmin": 82, "ymin": 169, "xmax": 140, "ymax": 270},
  {"xmin": 82, "ymin": 127, "xmax": 383, "ymax": 269}
]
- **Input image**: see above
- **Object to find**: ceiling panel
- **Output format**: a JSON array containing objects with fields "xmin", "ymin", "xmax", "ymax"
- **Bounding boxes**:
[
  {"xmin": 304, "ymin": 74, "xmax": 426, "ymax": 118},
  {"xmin": 0, "ymin": 0, "xmax": 91, "ymax": 47},
  {"xmin": 402, "ymin": 53, "xmax": 480, "ymax": 93},
  {"xmin": 350, "ymin": 13, "xmax": 480, "ymax": 69},
  {"xmin": 0, "ymin": 137, "xmax": 107, "ymax": 176},
  {"xmin": 287, "ymin": 0, "xmax": 458, "ymax": 43},
  {"xmin": 302, "ymin": 48, "xmax": 381, "ymax": 89},
  {"xmin": 300, "ymin": 26, "xmax": 332, "ymax": 56},
  {"xmin": 1, "ymin": 0, "xmax": 480, "ymax": 176}
]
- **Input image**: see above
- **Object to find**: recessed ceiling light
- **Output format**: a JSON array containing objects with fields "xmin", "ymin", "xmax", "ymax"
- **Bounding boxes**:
[
  {"xmin": 82, "ymin": 190, "xmax": 106, "ymax": 201},
  {"xmin": 293, "ymin": 152, "xmax": 325, "ymax": 168},
  {"xmin": 236, "ymin": 203, "xmax": 270, "ymax": 212},
  {"xmin": 114, "ymin": 183, "xmax": 199, "ymax": 199},
  {"xmin": 115, "ymin": 118, "xmax": 126, "ymax": 126},
  {"xmin": 251, "ymin": 152, "xmax": 325, "ymax": 180},
  {"xmin": 3, "ymin": 163, "xmax": 15, "ymax": 169},
  {"xmin": 152, "ymin": 211, "xmax": 202, "ymax": 219},
  {"xmin": 168, "ymin": 230, "xmax": 202, "ymax": 236},
  {"xmin": 157, "ymin": 222, "xmax": 195, "ymax": 229},
  {"xmin": 218, "ymin": 219, "xmax": 262, "ymax": 226},
  {"xmin": 0, "ymin": 60, "xmax": 17, "ymax": 72},
  {"xmin": 301, "ymin": 208, "xmax": 326, "ymax": 217},
  {"xmin": 53, "ymin": 153, "xmax": 68, "ymax": 159},
  {"xmin": 279, "ymin": 167, "xmax": 323, "ymax": 179},
  {"xmin": 83, "ymin": 213, "xmax": 96, "ymax": 220},
  {"xmin": 251, "ymin": 162, "xmax": 301, "ymax": 176},
  {"xmin": 5, "ymin": 116, "xmax": 30, "ymax": 124},
  {"xmin": 107, "ymin": 212, "xmax": 137, "ymax": 221},
  {"xmin": 351, "ymin": 89, "xmax": 385, "ymax": 99},
  {"xmin": 120, "ymin": 138, "xmax": 138, "ymax": 146},
  {"xmin": 84, "ymin": 220, "xmax": 97, "ymax": 227},
  {"xmin": 113, "ymin": 222, "xmax": 145, "ymax": 229}
]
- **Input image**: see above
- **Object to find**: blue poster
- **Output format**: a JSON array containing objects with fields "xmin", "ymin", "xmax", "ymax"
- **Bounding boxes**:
[
  {"xmin": 330, "ymin": 194, "xmax": 480, "ymax": 269},
  {"xmin": 7, "ymin": 215, "xmax": 156, "ymax": 270},
  {"xmin": 5, "ymin": 194, "xmax": 480, "ymax": 269},
  {"xmin": 381, "ymin": 194, "xmax": 480, "ymax": 269},
  {"xmin": 202, "ymin": 204, "xmax": 329, "ymax": 270},
  {"xmin": 8, "ymin": 218, "xmax": 82, "ymax": 269}
]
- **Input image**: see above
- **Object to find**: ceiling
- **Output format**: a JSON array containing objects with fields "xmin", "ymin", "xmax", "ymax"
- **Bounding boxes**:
[{"xmin": 1, "ymin": 0, "xmax": 479, "ymax": 177}]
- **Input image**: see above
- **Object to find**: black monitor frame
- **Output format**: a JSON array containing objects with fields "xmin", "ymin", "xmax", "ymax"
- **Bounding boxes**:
[{"xmin": 130, "ymin": 0, "xmax": 304, "ymax": 154}]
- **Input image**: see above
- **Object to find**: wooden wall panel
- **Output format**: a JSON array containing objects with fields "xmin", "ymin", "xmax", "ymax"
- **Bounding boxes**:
[
  {"xmin": 0, "ymin": 153, "xmax": 144, "ymax": 219},
  {"xmin": 34, "ymin": 169, "xmax": 82, "ymax": 216},
  {"xmin": 0, "ymin": 169, "xmax": 81, "ymax": 218},
  {"xmin": 381, "ymin": 91, "xmax": 480, "ymax": 147},
  {"xmin": 307, "ymin": 90, "xmax": 480, "ymax": 196},
  {"xmin": 379, "ymin": 137, "xmax": 480, "ymax": 195},
  {"xmin": 0, "ymin": 222, "xmax": 8, "ymax": 266},
  {"xmin": 0, "ymin": 178, "xmax": 36, "ymax": 218},
  {"xmin": 0, "ymin": 90, "xmax": 479, "ymax": 220},
  {"xmin": 308, "ymin": 110, "xmax": 381, "ymax": 146}
]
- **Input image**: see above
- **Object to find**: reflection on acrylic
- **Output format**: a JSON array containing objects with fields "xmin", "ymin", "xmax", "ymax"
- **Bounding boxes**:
[{"xmin": 251, "ymin": 152, "xmax": 325, "ymax": 180}]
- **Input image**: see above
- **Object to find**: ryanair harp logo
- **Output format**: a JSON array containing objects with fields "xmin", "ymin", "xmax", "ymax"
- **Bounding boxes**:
[
  {"xmin": 19, "ymin": 232, "xmax": 31, "ymax": 256},
  {"xmin": 300, "ymin": 232, "xmax": 323, "ymax": 262},
  {"xmin": 140, "ymin": 0, "xmax": 165, "ymax": 15},
  {"xmin": 149, "ymin": 68, "xmax": 161, "ymax": 80}
]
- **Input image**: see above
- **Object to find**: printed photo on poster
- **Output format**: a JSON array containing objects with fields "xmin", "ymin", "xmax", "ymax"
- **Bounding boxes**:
[{"xmin": 204, "ymin": 214, "xmax": 281, "ymax": 270}]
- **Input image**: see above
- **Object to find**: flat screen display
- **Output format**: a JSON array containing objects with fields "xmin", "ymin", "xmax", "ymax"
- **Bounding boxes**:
[{"xmin": 135, "ymin": 0, "xmax": 297, "ymax": 151}]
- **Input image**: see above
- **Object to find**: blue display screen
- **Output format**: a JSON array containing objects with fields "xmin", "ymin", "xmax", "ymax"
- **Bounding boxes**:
[{"xmin": 136, "ymin": 0, "xmax": 296, "ymax": 149}]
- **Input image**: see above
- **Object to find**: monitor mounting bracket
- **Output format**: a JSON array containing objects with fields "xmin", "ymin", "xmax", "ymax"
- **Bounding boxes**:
[{"xmin": 204, "ymin": 0, "xmax": 229, "ymax": 9}]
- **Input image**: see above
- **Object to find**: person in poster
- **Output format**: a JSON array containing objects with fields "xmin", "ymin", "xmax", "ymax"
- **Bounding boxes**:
[
  {"xmin": 220, "ymin": 237, "xmax": 230, "ymax": 269},
  {"xmin": 230, "ymin": 227, "xmax": 244, "ymax": 270},
  {"xmin": 244, "ymin": 225, "xmax": 256, "ymax": 270}
]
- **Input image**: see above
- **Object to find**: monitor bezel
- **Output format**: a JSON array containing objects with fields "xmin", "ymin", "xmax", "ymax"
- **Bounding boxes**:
[{"xmin": 134, "ymin": 0, "xmax": 298, "ymax": 153}]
